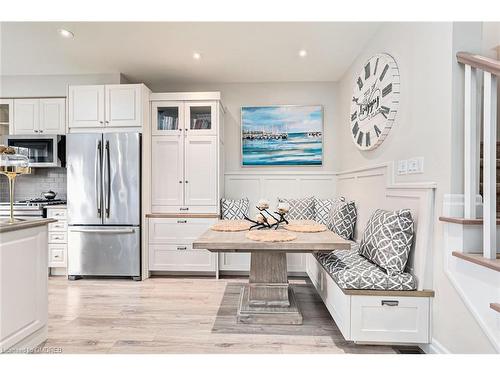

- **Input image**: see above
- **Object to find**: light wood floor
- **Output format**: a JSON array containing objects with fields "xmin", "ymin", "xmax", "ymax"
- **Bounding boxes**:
[{"xmin": 43, "ymin": 276, "xmax": 397, "ymax": 354}]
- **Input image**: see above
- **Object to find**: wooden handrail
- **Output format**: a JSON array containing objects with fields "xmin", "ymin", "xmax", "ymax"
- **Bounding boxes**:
[{"xmin": 457, "ymin": 52, "xmax": 500, "ymax": 76}]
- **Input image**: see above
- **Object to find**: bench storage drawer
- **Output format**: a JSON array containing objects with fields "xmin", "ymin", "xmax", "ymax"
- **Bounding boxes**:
[{"xmin": 350, "ymin": 295, "xmax": 430, "ymax": 344}]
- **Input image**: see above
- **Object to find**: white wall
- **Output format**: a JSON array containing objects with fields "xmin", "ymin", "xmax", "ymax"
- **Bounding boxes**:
[
  {"xmin": 0, "ymin": 73, "xmax": 123, "ymax": 97},
  {"xmin": 337, "ymin": 22, "xmax": 495, "ymax": 354}
]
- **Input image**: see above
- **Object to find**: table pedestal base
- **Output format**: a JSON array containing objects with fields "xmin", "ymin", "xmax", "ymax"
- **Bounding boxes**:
[{"xmin": 237, "ymin": 285, "xmax": 302, "ymax": 325}]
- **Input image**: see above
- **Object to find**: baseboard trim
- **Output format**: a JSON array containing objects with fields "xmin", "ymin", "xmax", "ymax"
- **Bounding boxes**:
[{"xmin": 420, "ymin": 339, "xmax": 451, "ymax": 354}]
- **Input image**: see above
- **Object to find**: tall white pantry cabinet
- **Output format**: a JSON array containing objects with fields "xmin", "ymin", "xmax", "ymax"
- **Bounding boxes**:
[{"xmin": 147, "ymin": 93, "xmax": 224, "ymax": 274}]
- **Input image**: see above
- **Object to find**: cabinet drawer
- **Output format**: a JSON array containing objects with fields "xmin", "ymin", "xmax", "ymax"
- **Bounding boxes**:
[
  {"xmin": 48, "ymin": 220, "xmax": 67, "ymax": 232},
  {"xmin": 149, "ymin": 244, "xmax": 216, "ymax": 272},
  {"xmin": 148, "ymin": 218, "xmax": 217, "ymax": 244},
  {"xmin": 151, "ymin": 205, "xmax": 218, "ymax": 215},
  {"xmin": 48, "ymin": 231, "xmax": 67, "ymax": 244},
  {"xmin": 47, "ymin": 209, "xmax": 67, "ymax": 220},
  {"xmin": 48, "ymin": 244, "xmax": 67, "ymax": 267},
  {"xmin": 350, "ymin": 295, "xmax": 430, "ymax": 344}
]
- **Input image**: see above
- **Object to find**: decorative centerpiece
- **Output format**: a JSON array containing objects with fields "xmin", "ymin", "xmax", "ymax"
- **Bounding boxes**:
[
  {"xmin": 244, "ymin": 199, "xmax": 290, "ymax": 230},
  {"xmin": 0, "ymin": 146, "xmax": 31, "ymax": 224}
]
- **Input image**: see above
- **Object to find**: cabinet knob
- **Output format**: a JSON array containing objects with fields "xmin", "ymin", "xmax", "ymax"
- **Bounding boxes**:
[
  {"xmin": 105, "ymin": 120, "xmax": 109, "ymax": 124},
  {"xmin": 185, "ymin": 180, "xmax": 189, "ymax": 184},
  {"xmin": 179, "ymin": 180, "xmax": 182, "ymax": 184},
  {"xmin": 34, "ymin": 130, "xmax": 39, "ymax": 133},
  {"xmin": 39, "ymin": 130, "xmax": 44, "ymax": 133},
  {"xmin": 99, "ymin": 121, "xmax": 104, "ymax": 124}
]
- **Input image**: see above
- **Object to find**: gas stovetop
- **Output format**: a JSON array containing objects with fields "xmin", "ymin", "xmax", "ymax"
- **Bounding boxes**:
[
  {"xmin": 17, "ymin": 198, "xmax": 67, "ymax": 207},
  {"xmin": 0, "ymin": 199, "xmax": 66, "ymax": 217}
]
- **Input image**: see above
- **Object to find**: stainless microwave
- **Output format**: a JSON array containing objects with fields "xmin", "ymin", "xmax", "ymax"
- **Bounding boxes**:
[{"xmin": 5, "ymin": 135, "xmax": 66, "ymax": 168}]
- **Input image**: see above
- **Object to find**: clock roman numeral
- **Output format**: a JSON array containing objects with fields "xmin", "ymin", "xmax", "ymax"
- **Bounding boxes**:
[
  {"xmin": 352, "ymin": 122, "xmax": 359, "ymax": 138},
  {"xmin": 374, "ymin": 125, "xmax": 381, "ymax": 137},
  {"xmin": 382, "ymin": 83, "xmax": 392, "ymax": 97},
  {"xmin": 374, "ymin": 58, "xmax": 379, "ymax": 76},
  {"xmin": 357, "ymin": 131, "xmax": 364, "ymax": 146},
  {"xmin": 357, "ymin": 77, "xmax": 363, "ymax": 90},
  {"xmin": 379, "ymin": 64, "xmax": 389, "ymax": 81},
  {"xmin": 351, "ymin": 111, "xmax": 357, "ymax": 121},
  {"xmin": 380, "ymin": 105, "xmax": 390, "ymax": 118},
  {"xmin": 365, "ymin": 131, "xmax": 371, "ymax": 147},
  {"xmin": 364, "ymin": 62, "xmax": 370, "ymax": 80}
]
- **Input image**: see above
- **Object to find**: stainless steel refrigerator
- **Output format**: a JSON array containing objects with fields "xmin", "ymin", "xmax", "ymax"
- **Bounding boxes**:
[{"xmin": 66, "ymin": 132, "xmax": 141, "ymax": 280}]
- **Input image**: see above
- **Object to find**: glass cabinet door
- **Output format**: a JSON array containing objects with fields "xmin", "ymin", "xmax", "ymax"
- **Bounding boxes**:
[
  {"xmin": 185, "ymin": 101, "xmax": 216, "ymax": 136},
  {"xmin": 152, "ymin": 101, "xmax": 184, "ymax": 135},
  {"xmin": 0, "ymin": 99, "xmax": 13, "ymax": 136}
]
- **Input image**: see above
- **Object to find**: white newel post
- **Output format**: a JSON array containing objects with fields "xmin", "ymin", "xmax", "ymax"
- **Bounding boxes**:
[
  {"xmin": 483, "ymin": 71, "xmax": 497, "ymax": 260},
  {"xmin": 464, "ymin": 65, "xmax": 478, "ymax": 219}
]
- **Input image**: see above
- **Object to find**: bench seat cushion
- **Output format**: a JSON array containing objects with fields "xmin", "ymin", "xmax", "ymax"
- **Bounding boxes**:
[{"xmin": 314, "ymin": 244, "xmax": 417, "ymax": 291}]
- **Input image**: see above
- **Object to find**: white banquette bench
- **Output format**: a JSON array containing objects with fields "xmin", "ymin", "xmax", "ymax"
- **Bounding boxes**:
[{"xmin": 222, "ymin": 164, "xmax": 436, "ymax": 346}]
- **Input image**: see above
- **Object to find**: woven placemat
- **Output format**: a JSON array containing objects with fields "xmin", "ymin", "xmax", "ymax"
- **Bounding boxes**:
[
  {"xmin": 284, "ymin": 220, "xmax": 327, "ymax": 233},
  {"xmin": 245, "ymin": 230, "xmax": 297, "ymax": 242},
  {"xmin": 211, "ymin": 220, "xmax": 251, "ymax": 232}
]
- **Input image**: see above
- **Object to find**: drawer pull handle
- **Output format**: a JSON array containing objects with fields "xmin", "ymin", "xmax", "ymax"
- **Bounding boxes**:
[
  {"xmin": 179, "ymin": 207, "xmax": 189, "ymax": 211},
  {"xmin": 381, "ymin": 300, "xmax": 399, "ymax": 307},
  {"xmin": 54, "ymin": 255, "xmax": 60, "ymax": 258},
  {"xmin": 177, "ymin": 220, "xmax": 187, "ymax": 224},
  {"xmin": 177, "ymin": 246, "xmax": 187, "ymax": 251}
]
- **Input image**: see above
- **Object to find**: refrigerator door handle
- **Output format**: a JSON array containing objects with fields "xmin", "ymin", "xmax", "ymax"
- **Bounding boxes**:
[
  {"xmin": 95, "ymin": 140, "xmax": 102, "ymax": 218},
  {"xmin": 69, "ymin": 228, "xmax": 136, "ymax": 234},
  {"xmin": 104, "ymin": 140, "xmax": 111, "ymax": 218}
]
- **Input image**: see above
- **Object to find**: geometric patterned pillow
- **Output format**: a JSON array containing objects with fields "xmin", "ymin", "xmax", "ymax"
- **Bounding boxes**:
[
  {"xmin": 314, "ymin": 197, "xmax": 343, "ymax": 226},
  {"xmin": 328, "ymin": 199, "xmax": 357, "ymax": 240},
  {"xmin": 277, "ymin": 197, "xmax": 315, "ymax": 220},
  {"xmin": 359, "ymin": 209, "xmax": 414, "ymax": 275},
  {"xmin": 220, "ymin": 198, "xmax": 249, "ymax": 220}
]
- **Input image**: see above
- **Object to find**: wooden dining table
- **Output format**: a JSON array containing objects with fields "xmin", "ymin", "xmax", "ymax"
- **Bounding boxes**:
[{"xmin": 192, "ymin": 226, "xmax": 351, "ymax": 325}]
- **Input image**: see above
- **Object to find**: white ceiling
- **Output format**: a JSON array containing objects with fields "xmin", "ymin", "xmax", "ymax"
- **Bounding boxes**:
[{"xmin": 0, "ymin": 22, "xmax": 381, "ymax": 85}]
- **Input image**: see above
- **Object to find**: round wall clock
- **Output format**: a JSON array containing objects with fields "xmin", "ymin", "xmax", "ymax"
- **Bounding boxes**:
[{"xmin": 350, "ymin": 53, "xmax": 400, "ymax": 151}]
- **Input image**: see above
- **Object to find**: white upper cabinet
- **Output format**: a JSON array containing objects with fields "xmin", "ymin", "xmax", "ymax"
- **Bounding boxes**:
[
  {"xmin": 150, "ymin": 96, "xmax": 222, "ymax": 214},
  {"xmin": 185, "ymin": 101, "xmax": 217, "ymax": 136},
  {"xmin": 39, "ymin": 98, "xmax": 66, "ymax": 134},
  {"xmin": 184, "ymin": 136, "xmax": 217, "ymax": 207},
  {"xmin": 68, "ymin": 85, "xmax": 104, "ymax": 129},
  {"xmin": 105, "ymin": 84, "xmax": 142, "ymax": 128},
  {"xmin": 68, "ymin": 84, "xmax": 148, "ymax": 131},
  {"xmin": 152, "ymin": 101, "xmax": 184, "ymax": 136},
  {"xmin": 13, "ymin": 99, "xmax": 39, "ymax": 134},
  {"xmin": 151, "ymin": 136, "xmax": 184, "ymax": 208}
]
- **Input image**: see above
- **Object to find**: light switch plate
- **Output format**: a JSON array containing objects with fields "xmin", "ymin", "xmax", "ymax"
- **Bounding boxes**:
[
  {"xmin": 408, "ymin": 157, "xmax": 424, "ymax": 174},
  {"xmin": 397, "ymin": 160, "xmax": 408, "ymax": 175}
]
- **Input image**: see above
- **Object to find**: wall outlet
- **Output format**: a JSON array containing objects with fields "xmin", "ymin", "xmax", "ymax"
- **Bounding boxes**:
[
  {"xmin": 397, "ymin": 160, "xmax": 408, "ymax": 175},
  {"xmin": 407, "ymin": 157, "xmax": 424, "ymax": 174}
]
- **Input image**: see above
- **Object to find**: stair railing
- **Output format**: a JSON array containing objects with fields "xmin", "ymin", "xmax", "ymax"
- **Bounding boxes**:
[{"xmin": 457, "ymin": 52, "xmax": 499, "ymax": 260}]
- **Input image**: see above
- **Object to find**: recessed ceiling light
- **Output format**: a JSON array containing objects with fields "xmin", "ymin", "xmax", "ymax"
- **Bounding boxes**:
[
  {"xmin": 58, "ymin": 28, "xmax": 74, "ymax": 39},
  {"xmin": 299, "ymin": 49, "xmax": 307, "ymax": 57},
  {"xmin": 193, "ymin": 52, "xmax": 201, "ymax": 60}
]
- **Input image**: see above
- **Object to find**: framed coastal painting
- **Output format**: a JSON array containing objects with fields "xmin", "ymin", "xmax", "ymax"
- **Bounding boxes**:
[{"xmin": 241, "ymin": 105, "xmax": 323, "ymax": 166}]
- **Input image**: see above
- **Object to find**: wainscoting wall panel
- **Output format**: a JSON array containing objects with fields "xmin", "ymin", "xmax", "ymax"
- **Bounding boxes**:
[
  {"xmin": 222, "ymin": 171, "xmax": 337, "ymax": 273},
  {"xmin": 224, "ymin": 172, "xmax": 337, "ymax": 216}
]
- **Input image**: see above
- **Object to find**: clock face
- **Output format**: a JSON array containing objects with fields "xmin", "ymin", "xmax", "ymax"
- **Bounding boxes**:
[{"xmin": 350, "ymin": 53, "xmax": 400, "ymax": 151}]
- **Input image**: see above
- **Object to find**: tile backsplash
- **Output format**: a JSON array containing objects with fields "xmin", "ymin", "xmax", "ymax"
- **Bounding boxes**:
[{"xmin": 0, "ymin": 167, "xmax": 67, "ymax": 202}]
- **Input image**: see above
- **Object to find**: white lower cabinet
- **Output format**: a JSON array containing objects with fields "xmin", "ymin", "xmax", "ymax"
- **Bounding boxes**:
[
  {"xmin": 46, "ymin": 207, "xmax": 68, "ymax": 270},
  {"xmin": 148, "ymin": 217, "xmax": 217, "ymax": 272}
]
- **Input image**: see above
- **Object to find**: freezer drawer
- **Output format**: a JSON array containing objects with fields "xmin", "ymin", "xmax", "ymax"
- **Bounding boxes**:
[{"xmin": 68, "ymin": 226, "xmax": 140, "ymax": 277}]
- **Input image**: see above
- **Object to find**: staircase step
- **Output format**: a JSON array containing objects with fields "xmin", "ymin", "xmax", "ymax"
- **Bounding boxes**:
[
  {"xmin": 452, "ymin": 251, "xmax": 500, "ymax": 272},
  {"xmin": 479, "ymin": 182, "xmax": 500, "ymax": 194},
  {"xmin": 439, "ymin": 216, "xmax": 500, "ymax": 225},
  {"xmin": 491, "ymin": 303, "xmax": 500, "ymax": 313}
]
